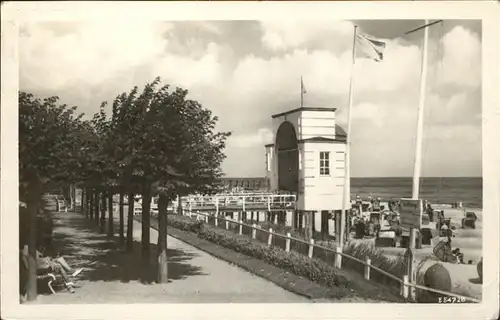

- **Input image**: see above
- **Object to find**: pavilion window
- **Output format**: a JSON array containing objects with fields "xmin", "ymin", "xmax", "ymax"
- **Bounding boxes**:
[{"xmin": 319, "ymin": 152, "xmax": 330, "ymax": 176}]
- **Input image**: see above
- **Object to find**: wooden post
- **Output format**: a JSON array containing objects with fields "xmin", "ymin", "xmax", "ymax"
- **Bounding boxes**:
[
  {"xmin": 252, "ymin": 224, "xmax": 257, "ymax": 239},
  {"xmin": 215, "ymin": 213, "xmax": 219, "ymax": 227},
  {"xmin": 242, "ymin": 196, "xmax": 246, "ymax": 212},
  {"xmin": 335, "ymin": 245, "xmax": 343, "ymax": 268},
  {"xmin": 268, "ymin": 228, "xmax": 273, "ymax": 246},
  {"xmin": 205, "ymin": 214, "xmax": 209, "ymax": 224},
  {"xmin": 364, "ymin": 257, "xmax": 371, "ymax": 280},
  {"xmin": 225, "ymin": 219, "xmax": 229, "ymax": 230},
  {"xmin": 308, "ymin": 239, "xmax": 314, "ymax": 258},
  {"xmin": 285, "ymin": 232, "xmax": 291, "ymax": 252},
  {"xmin": 238, "ymin": 220, "xmax": 243, "ymax": 235},
  {"xmin": 402, "ymin": 275, "xmax": 410, "ymax": 299},
  {"xmin": 408, "ymin": 228, "xmax": 417, "ymax": 301}
]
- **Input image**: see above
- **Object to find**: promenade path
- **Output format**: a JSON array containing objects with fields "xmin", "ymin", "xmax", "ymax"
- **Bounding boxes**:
[{"xmin": 34, "ymin": 210, "xmax": 308, "ymax": 303}]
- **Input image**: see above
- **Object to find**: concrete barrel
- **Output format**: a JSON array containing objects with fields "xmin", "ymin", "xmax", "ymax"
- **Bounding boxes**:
[
  {"xmin": 416, "ymin": 256, "xmax": 482, "ymax": 302},
  {"xmin": 415, "ymin": 258, "xmax": 452, "ymax": 302}
]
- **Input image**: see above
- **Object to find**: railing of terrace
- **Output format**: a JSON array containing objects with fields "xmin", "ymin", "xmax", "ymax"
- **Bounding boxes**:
[{"xmin": 169, "ymin": 193, "xmax": 297, "ymax": 213}]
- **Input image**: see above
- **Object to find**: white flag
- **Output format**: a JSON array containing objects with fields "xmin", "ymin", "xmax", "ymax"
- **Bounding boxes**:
[{"xmin": 356, "ymin": 34, "xmax": 386, "ymax": 62}]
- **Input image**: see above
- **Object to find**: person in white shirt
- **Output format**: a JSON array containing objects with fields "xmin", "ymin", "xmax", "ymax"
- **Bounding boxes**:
[{"xmin": 20, "ymin": 245, "xmax": 83, "ymax": 293}]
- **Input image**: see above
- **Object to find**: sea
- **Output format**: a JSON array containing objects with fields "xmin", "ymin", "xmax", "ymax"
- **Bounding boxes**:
[
  {"xmin": 223, "ymin": 177, "xmax": 483, "ymax": 209},
  {"xmin": 351, "ymin": 177, "xmax": 483, "ymax": 209}
]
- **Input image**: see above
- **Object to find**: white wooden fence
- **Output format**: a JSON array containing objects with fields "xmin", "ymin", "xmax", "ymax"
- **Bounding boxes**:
[
  {"xmin": 181, "ymin": 210, "xmax": 480, "ymax": 303},
  {"xmin": 169, "ymin": 194, "xmax": 297, "ymax": 213}
]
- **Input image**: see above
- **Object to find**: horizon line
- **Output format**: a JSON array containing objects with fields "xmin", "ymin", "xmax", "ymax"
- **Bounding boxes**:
[{"xmin": 221, "ymin": 176, "xmax": 482, "ymax": 179}]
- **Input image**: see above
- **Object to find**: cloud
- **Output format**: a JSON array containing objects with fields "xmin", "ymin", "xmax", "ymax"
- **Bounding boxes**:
[
  {"xmin": 19, "ymin": 20, "xmax": 482, "ymax": 177},
  {"xmin": 228, "ymin": 128, "xmax": 274, "ymax": 148},
  {"xmin": 260, "ymin": 20, "xmax": 353, "ymax": 53},
  {"xmin": 439, "ymin": 26, "xmax": 481, "ymax": 88}
]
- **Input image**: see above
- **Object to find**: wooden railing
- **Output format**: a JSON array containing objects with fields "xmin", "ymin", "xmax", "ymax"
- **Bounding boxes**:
[
  {"xmin": 180, "ymin": 210, "xmax": 480, "ymax": 303},
  {"xmin": 169, "ymin": 194, "xmax": 297, "ymax": 212}
]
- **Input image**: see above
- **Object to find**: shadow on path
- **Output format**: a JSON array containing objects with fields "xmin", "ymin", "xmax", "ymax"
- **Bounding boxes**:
[{"xmin": 51, "ymin": 212, "xmax": 206, "ymax": 284}]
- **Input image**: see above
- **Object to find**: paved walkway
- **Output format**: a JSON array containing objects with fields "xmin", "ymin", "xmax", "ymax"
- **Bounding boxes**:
[{"xmin": 33, "ymin": 210, "xmax": 308, "ymax": 303}]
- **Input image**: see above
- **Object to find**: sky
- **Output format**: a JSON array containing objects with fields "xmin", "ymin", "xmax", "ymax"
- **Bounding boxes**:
[{"xmin": 19, "ymin": 20, "xmax": 482, "ymax": 178}]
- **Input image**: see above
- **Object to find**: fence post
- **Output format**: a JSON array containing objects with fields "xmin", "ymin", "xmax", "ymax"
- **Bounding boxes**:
[
  {"xmin": 364, "ymin": 257, "xmax": 371, "ymax": 280},
  {"xmin": 242, "ymin": 196, "xmax": 246, "ymax": 212},
  {"xmin": 205, "ymin": 214, "xmax": 209, "ymax": 224},
  {"xmin": 252, "ymin": 224, "xmax": 257, "ymax": 239},
  {"xmin": 238, "ymin": 220, "xmax": 243, "ymax": 235},
  {"xmin": 225, "ymin": 218, "xmax": 229, "ymax": 230},
  {"xmin": 285, "ymin": 232, "xmax": 291, "ymax": 252},
  {"xmin": 402, "ymin": 275, "xmax": 409, "ymax": 299},
  {"xmin": 268, "ymin": 228, "xmax": 273, "ymax": 246},
  {"xmin": 308, "ymin": 239, "xmax": 314, "ymax": 258},
  {"xmin": 335, "ymin": 245, "xmax": 343, "ymax": 269},
  {"xmin": 215, "ymin": 213, "xmax": 218, "ymax": 227},
  {"xmin": 267, "ymin": 197, "xmax": 271, "ymax": 211}
]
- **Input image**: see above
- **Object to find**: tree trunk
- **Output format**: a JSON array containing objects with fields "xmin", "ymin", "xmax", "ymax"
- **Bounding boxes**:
[
  {"xmin": 177, "ymin": 196, "xmax": 182, "ymax": 215},
  {"xmin": 119, "ymin": 192, "xmax": 125, "ymax": 244},
  {"xmin": 69, "ymin": 184, "xmax": 75, "ymax": 210},
  {"xmin": 88, "ymin": 189, "xmax": 94, "ymax": 219},
  {"xmin": 81, "ymin": 188, "xmax": 86, "ymax": 216},
  {"xmin": 108, "ymin": 192, "xmax": 114, "ymax": 237},
  {"xmin": 141, "ymin": 185, "xmax": 152, "ymax": 263},
  {"xmin": 157, "ymin": 194, "xmax": 169, "ymax": 283},
  {"xmin": 100, "ymin": 192, "xmax": 106, "ymax": 232},
  {"xmin": 26, "ymin": 182, "xmax": 42, "ymax": 301},
  {"xmin": 94, "ymin": 191, "xmax": 100, "ymax": 225},
  {"xmin": 126, "ymin": 192, "xmax": 134, "ymax": 252}
]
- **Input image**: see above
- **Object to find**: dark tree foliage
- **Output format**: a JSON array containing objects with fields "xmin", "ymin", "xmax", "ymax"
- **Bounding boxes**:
[
  {"xmin": 107, "ymin": 77, "xmax": 230, "ymax": 282},
  {"xmin": 18, "ymin": 92, "xmax": 95, "ymax": 301}
]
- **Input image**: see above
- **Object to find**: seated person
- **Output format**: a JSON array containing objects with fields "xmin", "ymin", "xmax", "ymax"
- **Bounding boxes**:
[
  {"xmin": 452, "ymin": 248, "xmax": 465, "ymax": 264},
  {"xmin": 21, "ymin": 244, "xmax": 83, "ymax": 293}
]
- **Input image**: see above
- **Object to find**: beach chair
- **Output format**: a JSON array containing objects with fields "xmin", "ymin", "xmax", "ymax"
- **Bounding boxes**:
[{"xmin": 461, "ymin": 212, "xmax": 477, "ymax": 229}]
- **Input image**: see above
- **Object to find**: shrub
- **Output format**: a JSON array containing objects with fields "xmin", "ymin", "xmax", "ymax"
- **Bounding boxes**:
[
  {"xmin": 342, "ymin": 242, "xmax": 406, "ymax": 289},
  {"xmin": 254, "ymin": 220, "xmax": 406, "ymax": 289},
  {"xmin": 166, "ymin": 214, "xmax": 350, "ymax": 289}
]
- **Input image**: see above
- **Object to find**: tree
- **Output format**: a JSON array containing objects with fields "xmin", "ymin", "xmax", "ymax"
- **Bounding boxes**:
[
  {"xmin": 19, "ymin": 92, "xmax": 93, "ymax": 300},
  {"xmin": 97, "ymin": 77, "xmax": 229, "ymax": 282},
  {"xmin": 121, "ymin": 78, "xmax": 230, "ymax": 282}
]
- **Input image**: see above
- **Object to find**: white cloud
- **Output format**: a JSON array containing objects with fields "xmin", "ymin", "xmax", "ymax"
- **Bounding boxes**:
[
  {"xmin": 439, "ymin": 26, "xmax": 481, "ymax": 88},
  {"xmin": 260, "ymin": 20, "xmax": 353, "ymax": 52},
  {"xmin": 19, "ymin": 21, "xmax": 482, "ymax": 177},
  {"xmin": 20, "ymin": 22, "xmax": 172, "ymax": 91},
  {"xmin": 228, "ymin": 128, "xmax": 274, "ymax": 148}
]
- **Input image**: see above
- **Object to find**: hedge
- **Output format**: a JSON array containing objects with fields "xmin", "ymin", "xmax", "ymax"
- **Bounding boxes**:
[{"xmin": 166, "ymin": 214, "xmax": 351, "ymax": 289}]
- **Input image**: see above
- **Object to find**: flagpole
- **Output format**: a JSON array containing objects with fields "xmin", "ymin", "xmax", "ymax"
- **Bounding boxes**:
[
  {"xmin": 412, "ymin": 20, "xmax": 429, "ymax": 202},
  {"xmin": 406, "ymin": 19, "xmax": 430, "ymax": 301},
  {"xmin": 339, "ymin": 25, "xmax": 357, "ymax": 246},
  {"xmin": 300, "ymin": 76, "xmax": 304, "ymax": 107}
]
